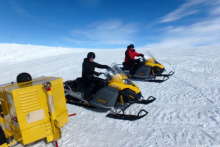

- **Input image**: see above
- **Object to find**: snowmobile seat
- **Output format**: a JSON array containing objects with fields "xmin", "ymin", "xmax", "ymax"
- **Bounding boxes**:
[
  {"xmin": 64, "ymin": 80, "xmax": 76, "ymax": 91},
  {"xmin": 122, "ymin": 62, "xmax": 131, "ymax": 70},
  {"xmin": 75, "ymin": 77, "xmax": 89, "ymax": 92}
]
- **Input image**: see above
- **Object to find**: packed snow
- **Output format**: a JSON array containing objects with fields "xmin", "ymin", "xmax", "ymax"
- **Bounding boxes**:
[{"xmin": 1, "ymin": 43, "xmax": 220, "ymax": 147}]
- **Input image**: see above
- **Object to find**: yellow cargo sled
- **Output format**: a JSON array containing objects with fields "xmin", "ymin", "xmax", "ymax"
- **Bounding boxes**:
[{"xmin": 0, "ymin": 73, "xmax": 69, "ymax": 147}]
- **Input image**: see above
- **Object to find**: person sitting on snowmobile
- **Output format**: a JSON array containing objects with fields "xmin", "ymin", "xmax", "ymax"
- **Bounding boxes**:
[
  {"xmin": 82, "ymin": 52, "xmax": 109, "ymax": 100},
  {"xmin": 123, "ymin": 44, "xmax": 144, "ymax": 77}
]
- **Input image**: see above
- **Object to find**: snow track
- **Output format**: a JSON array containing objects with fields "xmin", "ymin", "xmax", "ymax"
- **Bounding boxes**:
[{"xmin": 1, "ymin": 44, "xmax": 220, "ymax": 147}]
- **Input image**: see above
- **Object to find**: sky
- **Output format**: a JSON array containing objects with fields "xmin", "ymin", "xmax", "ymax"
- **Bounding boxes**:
[{"xmin": 0, "ymin": 0, "xmax": 220, "ymax": 49}]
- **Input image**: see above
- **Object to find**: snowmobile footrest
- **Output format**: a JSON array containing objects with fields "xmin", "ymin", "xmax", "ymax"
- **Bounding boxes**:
[
  {"xmin": 137, "ymin": 96, "xmax": 156, "ymax": 104},
  {"xmin": 66, "ymin": 95, "xmax": 92, "ymax": 107},
  {"xmin": 106, "ymin": 109, "xmax": 148, "ymax": 121}
]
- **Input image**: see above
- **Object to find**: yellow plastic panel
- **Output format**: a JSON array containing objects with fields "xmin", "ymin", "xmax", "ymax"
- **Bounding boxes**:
[
  {"xmin": 56, "ymin": 110, "xmax": 69, "ymax": 128},
  {"xmin": 12, "ymin": 85, "xmax": 50, "ymax": 131},
  {"xmin": 0, "ymin": 143, "xmax": 7, "ymax": 147},
  {"xmin": 145, "ymin": 58, "xmax": 164, "ymax": 69},
  {"xmin": 109, "ymin": 82, "xmax": 140, "ymax": 94},
  {"xmin": 21, "ymin": 123, "xmax": 48, "ymax": 145},
  {"xmin": 51, "ymin": 78, "xmax": 68, "ymax": 127}
]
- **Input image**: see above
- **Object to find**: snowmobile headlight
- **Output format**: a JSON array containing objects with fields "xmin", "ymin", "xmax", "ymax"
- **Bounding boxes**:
[{"xmin": 122, "ymin": 79, "xmax": 133, "ymax": 85}]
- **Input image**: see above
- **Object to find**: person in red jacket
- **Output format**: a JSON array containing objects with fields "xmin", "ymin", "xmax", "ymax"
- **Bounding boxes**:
[{"xmin": 124, "ymin": 44, "xmax": 144, "ymax": 77}]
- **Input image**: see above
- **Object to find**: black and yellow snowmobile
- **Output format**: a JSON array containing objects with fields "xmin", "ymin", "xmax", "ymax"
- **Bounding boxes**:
[
  {"xmin": 121, "ymin": 51, "xmax": 174, "ymax": 83},
  {"xmin": 64, "ymin": 64, "xmax": 156, "ymax": 121}
]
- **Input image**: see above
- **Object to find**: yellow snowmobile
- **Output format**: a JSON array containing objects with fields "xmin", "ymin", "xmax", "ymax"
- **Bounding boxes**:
[
  {"xmin": 64, "ymin": 63, "xmax": 156, "ymax": 121},
  {"xmin": 121, "ymin": 51, "xmax": 174, "ymax": 83}
]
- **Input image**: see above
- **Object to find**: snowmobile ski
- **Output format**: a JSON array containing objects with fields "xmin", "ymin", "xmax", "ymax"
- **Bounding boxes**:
[
  {"xmin": 137, "ymin": 96, "xmax": 156, "ymax": 104},
  {"xmin": 156, "ymin": 71, "xmax": 174, "ymax": 77},
  {"xmin": 106, "ymin": 109, "xmax": 148, "ymax": 121},
  {"xmin": 144, "ymin": 76, "xmax": 169, "ymax": 83}
]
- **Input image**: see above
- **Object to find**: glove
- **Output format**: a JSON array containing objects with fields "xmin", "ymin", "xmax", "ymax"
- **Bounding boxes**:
[
  {"xmin": 140, "ymin": 54, "xmax": 144, "ymax": 57},
  {"xmin": 135, "ymin": 59, "xmax": 141, "ymax": 62}
]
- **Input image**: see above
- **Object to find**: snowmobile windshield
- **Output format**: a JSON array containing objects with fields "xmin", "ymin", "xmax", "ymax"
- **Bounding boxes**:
[
  {"xmin": 144, "ymin": 51, "xmax": 155, "ymax": 60},
  {"xmin": 105, "ymin": 63, "xmax": 132, "ymax": 84},
  {"xmin": 144, "ymin": 51, "xmax": 157, "ymax": 63}
]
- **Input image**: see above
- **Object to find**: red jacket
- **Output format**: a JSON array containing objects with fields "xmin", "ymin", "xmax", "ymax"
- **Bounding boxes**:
[{"xmin": 124, "ymin": 48, "xmax": 141, "ymax": 62}]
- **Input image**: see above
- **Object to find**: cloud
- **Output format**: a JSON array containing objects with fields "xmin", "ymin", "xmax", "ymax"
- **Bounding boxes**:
[
  {"xmin": 160, "ymin": 0, "xmax": 206, "ymax": 23},
  {"xmin": 210, "ymin": 6, "xmax": 220, "ymax": 15},
  {"xmin": 62, "ymin": 37, "xmax": 88, "ymax": 44},
  {"xmin": 66, "ymin": 19, "xmax": 138, "ymax": 45},
  {"xmin": 146, "ymin": 0, "xmax": 220, "ymax": 48},
  {"xmin": 147, "ymin": 17, "xmax": 220, "ymax": 48}
]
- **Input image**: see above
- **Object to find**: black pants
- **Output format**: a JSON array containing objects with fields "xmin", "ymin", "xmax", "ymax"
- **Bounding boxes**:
[
  {"xmin": 124, "ymin": 59, "xmax": 140, "ymax": 75},
  {"xmin": 83, "ymin": 77, "xmax": 104, "ymax": 99}
]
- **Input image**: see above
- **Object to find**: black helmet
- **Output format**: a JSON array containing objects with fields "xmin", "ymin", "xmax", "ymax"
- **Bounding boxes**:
[
  {"xmin": 17, "ymin": 72, "xmax": 32, "ymax": 83},
  {"xmin": 87, "ymin": 52, "xmax": 95, "ymax": 59},
  {"xmin": 129, "ymin": 44, "xmax": 134, "ymax": 48}
]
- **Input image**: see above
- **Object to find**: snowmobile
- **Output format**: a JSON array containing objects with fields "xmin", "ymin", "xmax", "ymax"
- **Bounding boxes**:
[
  {"xmin": 64, "ymin": 63, "xmax": 156, "ymax": 121},
  {"xmin": 121, "ymin": 51, "xmax": 174, "ymax": 83}
]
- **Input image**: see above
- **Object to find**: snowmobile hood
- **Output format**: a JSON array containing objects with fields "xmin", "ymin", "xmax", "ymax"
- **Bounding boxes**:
[
  {"xmin": 105, "ymin": 63, "xmax": 140, "ymax": 94},
  {"xmin": 143, "ymin": 51, "xmax": 164, "ymax": 69}
]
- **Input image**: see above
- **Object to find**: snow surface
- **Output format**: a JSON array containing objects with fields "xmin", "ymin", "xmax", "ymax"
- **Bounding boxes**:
[{"xmin": 1, "ymin": 43, "xmax": 220, "ymax": 147}]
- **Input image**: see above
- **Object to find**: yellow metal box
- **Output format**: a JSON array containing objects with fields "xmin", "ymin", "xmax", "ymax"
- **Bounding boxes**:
[{"xmin": 0, "ymin": 76, "xmax": 68, "ymax": 145}]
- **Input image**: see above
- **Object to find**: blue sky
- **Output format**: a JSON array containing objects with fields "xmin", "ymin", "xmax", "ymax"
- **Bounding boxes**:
[{"xmin": 0, "ymin": 0, "xmax": 220, "ymax": 48}]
